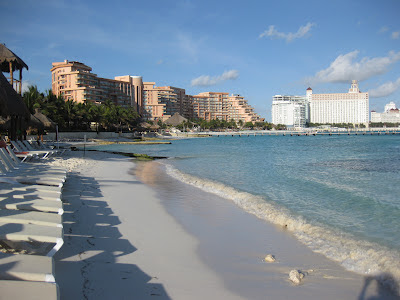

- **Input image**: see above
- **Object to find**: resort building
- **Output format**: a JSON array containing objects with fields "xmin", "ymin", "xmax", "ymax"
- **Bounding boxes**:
[
  {"xmin": 189, "ymin": 92, "xmax": 263, "ymax": 123},
  {"xmin": 51, "ymin": 60, "xmax": 142, "ymax": 108},
  {"xmin": 141, "ymin": 83, "xmax": 186, "ymax": 121},
  {"xmin": 51, "ymin": 60, "xmax": 263, "ymax": 123},
  {"xmin": 271, "ymin": 95, "xmax": 309, "ymax": 127},
  {"xmin": 308, "ymin": 80, "xmax": 369, "ymax": 126},
  {"xmin": 191, "ymin": 92, "xmax": 230, "ymax": 121},
  {"xmin": 227, "ymin": 94, "xmax": 264, "ymax": 123},
  {"xmin": 371, "ymin": 101, "xmax": 400, "ymax": 124}
]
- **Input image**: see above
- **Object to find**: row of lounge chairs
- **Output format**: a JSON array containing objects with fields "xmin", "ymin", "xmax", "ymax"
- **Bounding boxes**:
[
  {"xmin": 11, "ymin": 140, "xmax": 65, "ymax": 161},
  {"xmin": 0, "ymin": 141, "xmax": 67, "ymax": 300}
]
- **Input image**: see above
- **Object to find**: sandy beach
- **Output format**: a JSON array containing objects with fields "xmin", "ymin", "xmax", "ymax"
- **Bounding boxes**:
[{"xmin": 52, "ymin": 150, "xmax": 398, "ymax": 299}]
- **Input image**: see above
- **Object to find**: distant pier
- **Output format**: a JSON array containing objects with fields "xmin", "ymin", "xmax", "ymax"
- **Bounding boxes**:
[{"xmin": 195, "ymin": 128, "xmax": 400, "ymax": 137}]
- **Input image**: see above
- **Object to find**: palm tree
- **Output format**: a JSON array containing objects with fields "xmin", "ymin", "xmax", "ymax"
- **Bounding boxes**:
[
  {"xmin": 64, "ymin": 100, "xmax": 75, "ymax": 129},
  {"xmin": 41, "ymin": 90, "xmax": 66, "ymax": 129},
  {"xmin": 23, "ymin": 85, "xmax": 43, "ymax": 114},
  {"xmin": 228, "ymin": 119, "xmax": 237, "ymax": 129},
  {"xmin": 88, "ymin": 103, "xmax": 104, "ymax": 133},
  {"xmin": 102, "ymin": 100, "xmax": 117, "ymax": 130},
  {"xmin": 125, "ymin": 106, "xmax": 140, "ymax": 129},
  {"xmin": 74, "ymin": 102, "xmax": 89, "ymax": 130}
]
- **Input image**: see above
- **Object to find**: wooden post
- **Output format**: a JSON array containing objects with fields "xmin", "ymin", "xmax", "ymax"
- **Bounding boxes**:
[
  {"xmin": 9, "ymin": 61, "xmax": 13, "ymax": 88},
  {"xmin": 19, "ymin": 68, "xmax": 23, "ymax": 94}
]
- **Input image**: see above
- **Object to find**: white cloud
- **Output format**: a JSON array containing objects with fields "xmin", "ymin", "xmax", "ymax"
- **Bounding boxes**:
[
  {"xmin": 259, "ymin": 22, "xmax": 315, "ymax": 42},
  {"xmin": 191, "ymin": 70, "xmax": 239, "ymax": 87},
  {"xmin": 368, "ymin": 78, "xmax": 400, "ymax": 98},
  {"xmin": 379, "ymin": 26, "xmax": 389, "ymax": 33},
  {"xmin": 309, "ymin": 50, "xmax": 400, "ymax": 83},
  {"xmin": 392, "ymin": 31, "xmax": 400, "ymax": 39},
  {"xmin": 21, "ymin": 81, "xmax": 33, "ymax": 93}
]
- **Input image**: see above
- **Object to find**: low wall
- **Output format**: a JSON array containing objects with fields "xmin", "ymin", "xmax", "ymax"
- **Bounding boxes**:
[{"xmin": 27, "ymin": 132, "xmax": 138, "ymax": 141}]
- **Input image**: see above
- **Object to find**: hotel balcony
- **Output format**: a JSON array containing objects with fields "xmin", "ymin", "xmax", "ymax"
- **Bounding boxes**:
[{"xmin": 76, "ymin": 76, "xmax": 97, "ymax": 83}]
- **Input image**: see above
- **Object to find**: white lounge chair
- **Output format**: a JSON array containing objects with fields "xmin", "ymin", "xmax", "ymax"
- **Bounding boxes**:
[
  {"xmin": 0, "ymin": 181, "xmax": 63, "ymax": 194},
  {"xmin": 27, "ymin": 140, "xmax": 65, "ymax": 156},
  {"xmin": 0, "ymin": 210, "xmax": 62, "ymax": 227},
  {"xmin": 11, "ymin": 141, "xmax": 50, "ymax": 159},
  {"xmin": 0, "ymin": 148, "xmax": 66, "ymax": 181},
  {"xmin": 0, "ymin": 252, "xmax": 55, "ymax": 282},
  {"xmin": 0, "ymin": 197, "xmax": 63, "ymax": 214},
  {"xmin": 22, "ymin": 141, "xmax": 56, "ymax": 158},
  {"xmin": 0, "ymin": 155, "xmax": 65, "ymax": 187},
  {"xmin": 0, "ymin": 280, "xmax": 59, "ymax": 300},
  {"xmin": 37, "ymin": 140, "xmax": 67, "ymax": 155},
  {"xmin": 0, "ymin": 221, "xmax": 64, "ymax": 257},
  {"xmin": 0, "ymin": 188, "xmax": 62, "ymax": 201},
  {"xmin": 0, "ymin": 169, "xmax": 64, "ymax": 187},
  {"xmin": 8, "ymin": 141, "xmax": 36, "ymax": 162},
  {"xmin": 5, "ymin": 145, "xmax": 67, "ymax": 175}
]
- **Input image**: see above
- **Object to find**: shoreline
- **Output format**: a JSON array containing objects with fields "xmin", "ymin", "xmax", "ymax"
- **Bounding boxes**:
[
  {"xmin": 135, "ymin": 160, "xmax": 399, "ymax": 299},
  {"xmin": 53, "ymin": 150, "xmax": 398, "ymax": 299}
]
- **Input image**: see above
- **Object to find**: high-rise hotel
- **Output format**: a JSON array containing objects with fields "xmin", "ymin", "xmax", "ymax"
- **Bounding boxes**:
[
  {"xmin": 51, "ymin": 60, "xmax": 263, "ymax": 123},
  {"xmin": 308, "ymin": 80, "xmax": 369, "ymax": 126},
  {"xmin": 371, "ymin": 102, "xmax": 400, "ymax": 124},
  {"xmin": 272, "ymin": 80, "xmax": 369, "ymax": 127},
  {"xmin": 50, "ymin": 60, "xmax": 143, "ymax": 110},
  {"xmin": 271, "ymin": 95, "xmax": 309, "ymax": 127}
]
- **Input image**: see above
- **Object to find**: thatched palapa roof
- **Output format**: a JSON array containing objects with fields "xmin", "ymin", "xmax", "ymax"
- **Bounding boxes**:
[
  {"xmin": 0, "ymin": 44, "xmax": 29, "ymax": 73},
  {"xmin": 33, "ymin": 108, "xmax": 56, "ymax": 129},
  {"xmin": 139, "ymin": 122, "xmax": 151, "ymax": 129},
  {"xmin": 0, "ymin": 71, "xmax": 30, "ymax": 117},
  {"xmin": 26, "ymin": 114, "xmax": 44, "ymax": 129},
  {"xmin": 0, "ymin": 116, "xmax": 10, "ymax": 129},
  {"xmin": 164, "ymin": 113, "xmax": 187, "ymax": 126},
  {"xmin": 150, "ymin": 124, "xmax": 160, "ymax": 130}
]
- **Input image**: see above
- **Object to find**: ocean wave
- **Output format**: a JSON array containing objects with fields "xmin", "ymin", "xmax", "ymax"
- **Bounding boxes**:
[{"xmin": 164, "ymin": 163, "xmax": 400, "ymax": 288}]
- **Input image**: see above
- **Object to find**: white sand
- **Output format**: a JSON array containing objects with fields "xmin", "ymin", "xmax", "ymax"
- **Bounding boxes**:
[
  {"xmin": 54, "ymin": 151, "xmax": 242, "ymax": 300},
  {"xmin": 53, "ymin": 150, "xmax": 399, "ymax": 299}
]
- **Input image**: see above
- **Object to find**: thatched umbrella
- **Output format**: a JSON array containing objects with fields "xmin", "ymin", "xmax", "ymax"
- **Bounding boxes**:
[
  {"xmin": 149, "ymin": 124, "xmax": 160, "ymax": 131},
  {"xmin": 27, "ymin": 114, "xmax": 44, "ymax": 129},
  {"xmin": 139, "ymin": 122, "xmax": 151, "ymax": 129},
  {"xmin": 0, "ymin": 44, "xmax": 29, "ymax": 95},
  {"xmin": 0, "ymin": 71, "xmax": 30, "ymax": 140},
  {"xmin": 164, "ymin": 113, "xmax": 188, "ymax": 126},
  {"xmin": 33, "ymin": 108, "xmax": 56, "ymax": 129},
  {"xmin": 21, "ymin": 114, "xmax": 44, "ymax": 137},
  {"xmin": 0, "ymin": 116, "xmax": 10, "ymax": 130}
]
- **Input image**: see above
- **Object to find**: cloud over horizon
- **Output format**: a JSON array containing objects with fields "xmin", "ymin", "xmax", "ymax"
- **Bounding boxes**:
[
  {"xmin": 369, "ymin": 77, "xmax": 400, "ymax": 98},
  {"xmin": 259, "ymin": 22, "xmax": 315, "ymax": 42},
  {"xmin": 392, "ymin": 31, "xmax": 400, "ymax": 39},
  {"xmin": 191, "ymin": 70, "xmax": 239, "ymax": 87},
  {"xmin": 379, "ymin": 26, "xmax": 389, "ymax": 33},
  {"xmin": 308, "ymin": 50, "xmax": 400, "ymax": 83}
]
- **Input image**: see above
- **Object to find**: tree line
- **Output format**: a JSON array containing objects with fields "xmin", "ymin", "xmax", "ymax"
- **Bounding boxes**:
[
  {"xmin": 173, "ymin": 118, "xmax": 276, "ymax": 131},
  {"xmin": 23, "ymin": 86, "xmax": 140, "ymax": 132}
]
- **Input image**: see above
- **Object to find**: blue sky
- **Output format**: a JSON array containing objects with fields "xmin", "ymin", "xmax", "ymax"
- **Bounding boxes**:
[{"xmin": 1, "ymin": 0, "xmax": 399, "ymax": 120}]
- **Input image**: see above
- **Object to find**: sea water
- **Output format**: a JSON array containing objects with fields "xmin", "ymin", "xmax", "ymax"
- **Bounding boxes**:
[{"xmin": 88, "ymin": 135, "xmax": 400, "ymax": 284}]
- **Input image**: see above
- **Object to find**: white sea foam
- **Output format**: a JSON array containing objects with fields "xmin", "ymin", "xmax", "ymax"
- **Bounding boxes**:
[{"xmin": 164, "ymin": 163, "xmax": 400, "ymax": 288}]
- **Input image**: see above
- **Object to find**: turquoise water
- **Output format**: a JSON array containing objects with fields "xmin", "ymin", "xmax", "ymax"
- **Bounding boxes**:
[{"xmin": 88, "ymin": 135, "xmax": 400, "ymax": 282}]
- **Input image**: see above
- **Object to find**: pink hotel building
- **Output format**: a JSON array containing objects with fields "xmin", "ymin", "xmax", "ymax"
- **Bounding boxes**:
[{"xmin": 51, "ymin": 60, "xmax": 264, "ymax": 123}]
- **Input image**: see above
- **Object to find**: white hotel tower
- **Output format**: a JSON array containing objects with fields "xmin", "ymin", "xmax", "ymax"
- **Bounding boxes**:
[
  {"xmin": 271, "ymin": 95, "xmax": 309, "ymax": 127},
  {"xmin": 308, "ymin": 80, "xmax": 369, "ymax": 126}
]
